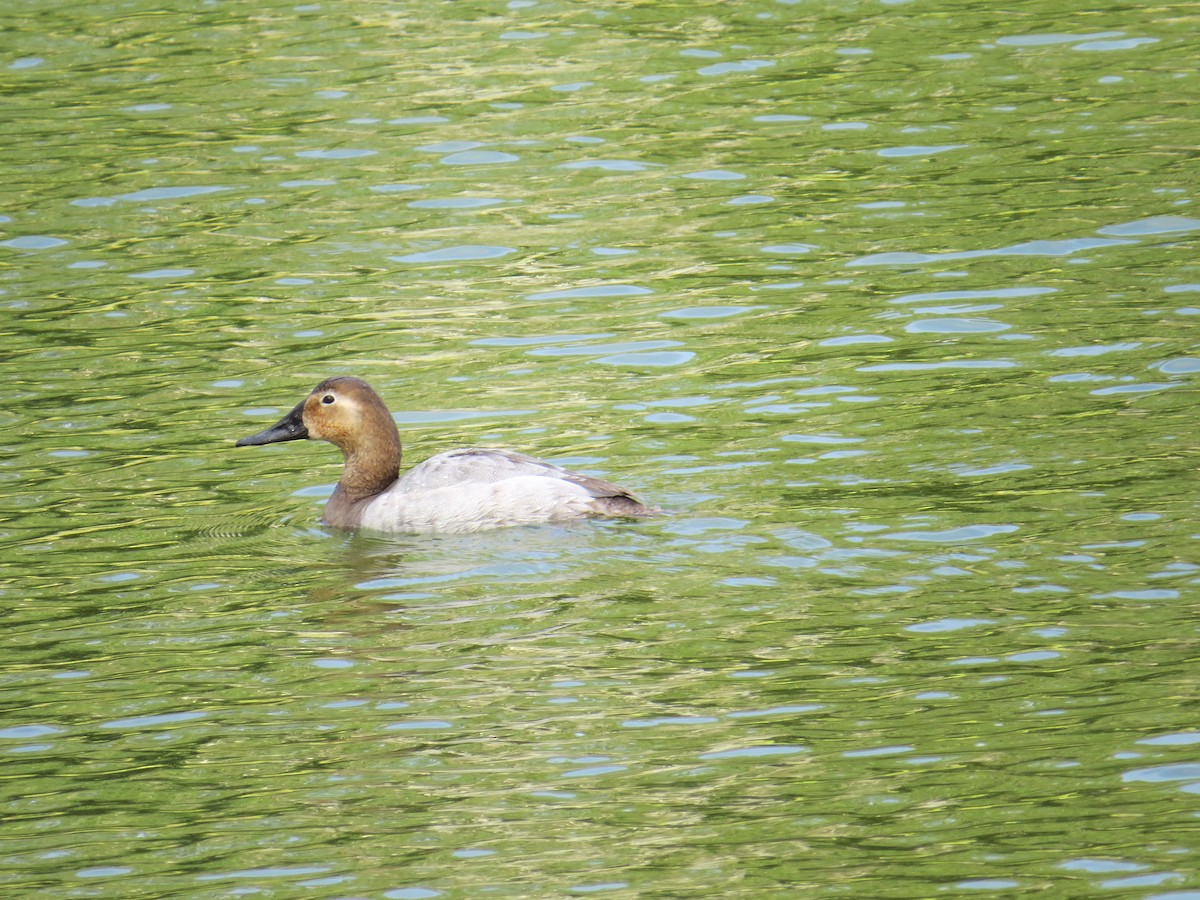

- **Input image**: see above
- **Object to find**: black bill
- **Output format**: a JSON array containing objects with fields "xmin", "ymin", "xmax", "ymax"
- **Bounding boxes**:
[{"xmin": 235, "ymin": 400, "xmax": 308, "ymax": 446}]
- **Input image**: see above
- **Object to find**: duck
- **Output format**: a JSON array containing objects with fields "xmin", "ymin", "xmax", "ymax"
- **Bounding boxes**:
[{"xmin": 235, "ymin": 376, "xmax": 660, "ymax": 533}]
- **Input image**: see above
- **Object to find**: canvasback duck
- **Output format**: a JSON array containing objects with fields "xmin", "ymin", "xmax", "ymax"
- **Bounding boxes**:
[{"xmin": 236, "ymin": 376, "xmax": 659, "ymax": 533}]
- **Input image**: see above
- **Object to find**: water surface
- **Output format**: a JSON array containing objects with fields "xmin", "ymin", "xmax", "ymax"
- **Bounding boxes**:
[{"xmin": 3, "ymin": 0, "xmax": 1199, "ymax": 897}]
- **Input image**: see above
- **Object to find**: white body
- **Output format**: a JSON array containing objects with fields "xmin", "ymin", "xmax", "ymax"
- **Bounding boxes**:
[{"xmin": 355, "ymin": 449, "xmax": 617, "ymax": 533}]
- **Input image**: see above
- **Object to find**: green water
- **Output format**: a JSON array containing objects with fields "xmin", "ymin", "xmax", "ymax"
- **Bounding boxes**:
[{"xmin": 3, "ymin": 0, "xmax": 1199, "ymax": 897}]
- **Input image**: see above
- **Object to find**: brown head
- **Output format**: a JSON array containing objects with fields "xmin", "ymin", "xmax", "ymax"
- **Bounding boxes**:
[{"xmin": 236, "ymin": 376, "xmax": 402, "ymax": 499}]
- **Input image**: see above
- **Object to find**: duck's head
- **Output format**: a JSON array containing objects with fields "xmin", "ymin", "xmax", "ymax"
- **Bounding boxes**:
[{"xmin": 236, "ymin": 376, "xmax": 400, "ymax": 462}]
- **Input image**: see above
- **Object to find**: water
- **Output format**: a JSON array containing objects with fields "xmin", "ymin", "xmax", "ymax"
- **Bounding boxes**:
[{"xmin": 3, "ymin": 0, "xmax": 1199, "ymax": 897}]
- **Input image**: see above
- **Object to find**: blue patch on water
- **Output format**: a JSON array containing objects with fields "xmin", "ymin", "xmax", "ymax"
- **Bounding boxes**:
[
  {"xmin": 369, "ymin": 183, "xmax": 426, "ymax": 193},
  {"xmin": 905, "ymin": 618, "xmax": 997, "ymax": 633},
  {"xmin": 1155, "ymin": 357, "xmax": 1200, "ymax": 374},
  {"xmin": 441, "ymin": 150, "xmax": 520, "ymax": 165},
  {"xmin": 598, "ymin": 351, "xmax": 695, "ymax": 367},
  {"xmin": 727, "ymin": 705, "xmax": 823, "ymax": 718},
  {"xmin": 1075, "ymin": 37, "xmax": 1159, "ymax": 51},
  {"xmin": 558, "ymin": 159, "xmax": 657, "ymax": 172},
  {"xmin": 384, "ymin": 720, "xmax": 453, "ymax": 731},
  {"xmin": 2, "ymin": 235, "xmax": 69, "ymax": 249},
  {"xmin": 882, "ymin": 524, "xmax": 1019, "ymax": 542},
  {"xmin": 130, "ymin": 268, "xmax": 195, "ymax": 279},
  {"xmin": 77, "ymin": 867, "xmax": 133, "ymax": 878},
  {"xmin": 409, "ymin": 197, "xmax": 506, "ymax": 209},
  {"xmin": 1122, "ymin": 764, "xmax": 1200, "ymax": 783},
  {"xmin": 1097, "ymin": 589, "xmax": 1179, "ymax": 600},
  {"xmin": 1137, "ymin": 733, "xmax": 1200, "ymax": 747},
  {"xmin": 569, "ymin": 883, "xmax": 629, "ymax": 894},
  {"xmin": 1091, "ymin": 382, "xmax": 1180, "ymax": 396},
  {"xmin": 295, "ymin": 148, "xmax": 376, "ymax": 159},
  {"xmin": 122, "ymin": 186, "xmax": 230, "ymax": 202},
  {"xmin": 859, "ymin": 360, "xmax": 1016, "ymax": 371},
  {"xmin": 761, "ymin": 243, "xmax": 815, "ymax": 255},
  {"xmin": 390, "ymin": 245, "xmax": 514, "ymax": 263},
  {"xmin": 682, "ymin": 169, "xmax": 746, "ymax": 180},
  {"xmin": 1007, "ymin": 650, "xmax": 1061, "ymax": 662},
  {"xmin": 562, "ymin": 764, "xmax": 627, "ymax": 778},
  {"xmin": 699, "ymin": 745, "xmax": 806, "ymax": 759},
  {"xmin": 527, "ymin": 284, "xmax": 653, "ymax": 300},
  {"xmin": 101, "ymin": 711, "xmax": 207, "ymax": 729},
  {"xmin": 698, "ymin": 59, "xmax": 774, "ymax": 76},
  {"xmin": 819, "ymin": 334, "xmax": 893, "ymax": 346},
  {"xmin": 906, "ymin": 317, "xmax": 1010, "ymax": 333},
  {"xmin": 416, "ymin": 141, "xmax": 479, "ymax": 153},
  {"xmin": 312, "ymin": 658, "xmax": 353, "ymax": 669},
  {"xmin": 661, "ymin": 305, "xmax": 756, "ymax": 319},
  {"xmin": 1099, "ymin": 215, "xmax": 1200, "ymax": 236},
  {"xmin": 622, "ymin": 716, "xmax": 719, "ymax": 728},
  {"xmin": 1060, "ymin": 859, "xmax": 1146, "ymax": 873},
  {"xmin": 0, "ymin": 724, "xmax": 63, "ymax": 739},
  {"xmin": 843, "ymin": 745, "xmax": 914, "ymax": 758},
  {"xmin": 996, "ymin": 31, "xmax": 1124, "ymax": 47},
  {"xmin": 878, "ymin": 144, "xmax": 967, "ymax": 157},
  {"xmin": 197, "ymin": 866, "xmax": 331, "ymax": 881}
]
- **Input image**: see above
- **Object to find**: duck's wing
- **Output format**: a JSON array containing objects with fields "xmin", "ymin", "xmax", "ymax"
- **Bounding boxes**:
[
  {"xmin": 397, "ymin": 448, "xmax": 576, "ymax": 490},
  {"xmin": 397, "ymin": 448, "xmax": 656, "ymax": 513}
]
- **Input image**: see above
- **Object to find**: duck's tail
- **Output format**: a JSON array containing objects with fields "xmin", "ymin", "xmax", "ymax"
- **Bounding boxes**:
[{"xmin": 591, "ymin": 495, "xmax": 664, "ymax": 519}]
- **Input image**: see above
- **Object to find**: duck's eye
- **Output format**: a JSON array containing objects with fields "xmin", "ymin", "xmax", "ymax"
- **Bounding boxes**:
[{"xmin": 321, "ymin": 394, "xmax": 335, "ymax": 405}]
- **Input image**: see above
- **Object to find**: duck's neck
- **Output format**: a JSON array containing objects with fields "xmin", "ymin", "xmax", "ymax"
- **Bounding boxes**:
[
  {"xmin": 327, "ymin": 412, "xmax": 402, "ymax": 513},
  {"xmin": 322, "ymin": 434, "xmax": 402, "ymax": 527},
  {"xmin": 338, "ymin": 438, "xmax": 401, "ymax": 499}
]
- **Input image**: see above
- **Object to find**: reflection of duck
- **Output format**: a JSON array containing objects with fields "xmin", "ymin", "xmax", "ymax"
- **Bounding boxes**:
[{"xmin": 236, "ymin": 376, "xmax": 660, "ymax": 533}]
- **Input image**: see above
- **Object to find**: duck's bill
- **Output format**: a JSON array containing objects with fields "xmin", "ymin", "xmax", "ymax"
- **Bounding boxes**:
[{"xmin": 236, "ymin": 401, "xmax": 308, "ymax": 446}]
